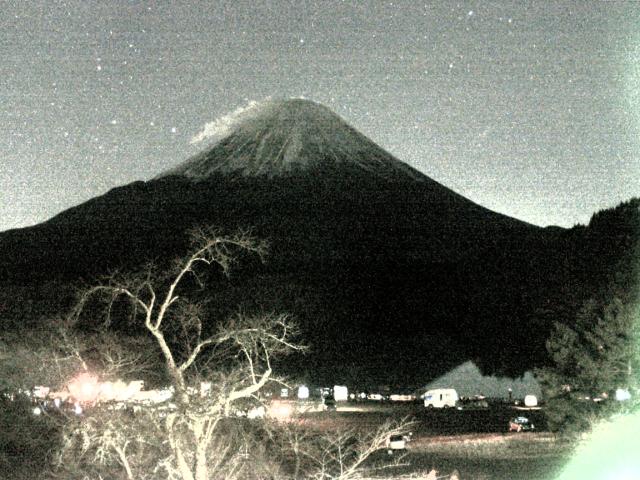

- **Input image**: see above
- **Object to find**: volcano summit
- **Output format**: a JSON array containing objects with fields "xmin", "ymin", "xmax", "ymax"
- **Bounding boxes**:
[{"xmin": 161, "ymin": 99, "xmax": 425, "ymax": 181}]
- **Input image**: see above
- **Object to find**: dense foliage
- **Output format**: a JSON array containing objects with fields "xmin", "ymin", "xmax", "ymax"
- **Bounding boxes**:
[
  {"xmin": 536, "ymin": 297, "xmax": 639, "ymax": 432},
  {"xmin": 535, "ymin": 199, "xmax": 640, "ymax": 433}
]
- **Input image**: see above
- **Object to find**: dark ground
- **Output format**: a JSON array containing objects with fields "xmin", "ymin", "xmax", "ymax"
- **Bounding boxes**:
[
  {"xmin": 300, "ymin": 401, "xmax": 549, "ymax": 435},
  {"xmin": 298, "ymin": 402, "xmax": 573, "ymax": 480}
]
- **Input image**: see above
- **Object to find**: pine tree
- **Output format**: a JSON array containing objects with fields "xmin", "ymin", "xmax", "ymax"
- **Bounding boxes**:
[{"xmin": 536, "ymin": 297, "xmax": 640, "ymax": 432}]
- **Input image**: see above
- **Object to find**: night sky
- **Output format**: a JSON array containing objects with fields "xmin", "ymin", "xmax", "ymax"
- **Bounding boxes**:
[{"xmin": 2, "ymin": 1, "xmax": 639, "ymax": 232}]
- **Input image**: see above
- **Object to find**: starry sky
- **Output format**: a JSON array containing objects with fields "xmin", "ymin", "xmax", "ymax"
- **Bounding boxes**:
[{"xmin": 2, "ymin": 0, "xmax": 639, "ymax": 232}]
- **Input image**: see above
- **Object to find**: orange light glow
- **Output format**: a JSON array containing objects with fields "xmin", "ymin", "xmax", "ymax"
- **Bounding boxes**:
[
  {"xmin": 67, "ymin": 373, "xmax": 100, "ymax": 404},
  {"xmin": 268, "ymin": 400, "xmax": 293, "ymax": 420}
]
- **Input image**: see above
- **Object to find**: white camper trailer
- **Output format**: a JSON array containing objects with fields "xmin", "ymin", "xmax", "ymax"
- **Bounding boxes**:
[{"xmin": 423, "ymin": 388, "xmax": 459, "ymax": 408}]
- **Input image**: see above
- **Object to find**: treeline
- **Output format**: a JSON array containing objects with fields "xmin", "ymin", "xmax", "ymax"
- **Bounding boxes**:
[{"xmin": 535, "ymin": 198, "xmax": 640, "ymax": 432}]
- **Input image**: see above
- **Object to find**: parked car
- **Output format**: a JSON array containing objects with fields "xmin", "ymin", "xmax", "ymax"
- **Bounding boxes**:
[
  {"xmin": 385, "ymin": 433, "xmax": 411, "ymax": 455},
  {"xmin": 457, "ymin": 397, "xmax": 489, "ymax": 410},
  {"xmin": 509, "ymin": 416, "xmax": 535, "ymax": 432}
]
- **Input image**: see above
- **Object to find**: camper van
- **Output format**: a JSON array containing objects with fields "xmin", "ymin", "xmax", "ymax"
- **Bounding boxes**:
[{"xmin": 423, "ymin": 388, "xmax": 459, "ymax": 408}]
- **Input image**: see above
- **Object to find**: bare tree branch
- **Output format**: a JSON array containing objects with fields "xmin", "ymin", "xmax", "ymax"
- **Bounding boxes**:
[{"xmin": 61, "ymin": 228, "xmax": 304, "ymax": 480}]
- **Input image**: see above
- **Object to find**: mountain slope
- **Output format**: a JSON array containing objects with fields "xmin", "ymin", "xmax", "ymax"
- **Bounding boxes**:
[
  {"xmin": 160, "ymin": 98, "xmax": 426, "ymax": 181},
  {"xmin": 1, "ymin": 99, "xmax": 634, "ymax": 388},
  {"xmin": 0, "ymin": 99, "xmax": 536, "ymax": 281}
]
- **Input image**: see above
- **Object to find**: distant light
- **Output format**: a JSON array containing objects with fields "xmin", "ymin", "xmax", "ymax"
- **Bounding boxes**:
[
  {"xmin": 68, "ymin": 373, "xmax": 99, "ymax": 404},
  {"xmin": 269, "ymin": 400, "xmax": 292, "ymax": 420},
  {"xmin": 247, "ymin": 405, "xmax": 265, "ymax": 419},
  {"xmin": 615, "ymin": 388, "xmax": 631, "ymax": 401},
  {"xmin": 524, "ymin": 395, "xmax": 538, "ymax": 407},
  {"xmin": 100, "ymin": 382, "xmax": 113, "ymax": 398},
  {"xmin": 297, "ymin": 385, "xmax": 309, "ymax": 400},
  {"xmin": 200, "ymin": 382, "xmax": 212, "ymax": 397},
  {"xmin": 32, "ymin": 407, "xmax": 41, "ymax": 416},
  {"xmin": 333, "ymin": 385, "xmax": 348, "ymax": 402},
  {"xmin": 33, "ymin": 386, "xmax": 50, "ymax": 399},
  {"xmin": 390, "ymin": 394, "xmax": 415, "ymax": 402}
]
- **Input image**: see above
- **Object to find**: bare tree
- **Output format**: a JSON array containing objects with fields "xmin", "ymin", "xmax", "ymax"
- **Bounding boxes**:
[
  {"xmin": 309, "ymin": 420, "xmax": 412, "ymax": 480},
  {"xmin": 271, "ymin": 419, "xmax": 413, "ymax": 480},
  {"xmin": 59, "ymin": 228, "xmax": 305, "ymax": 480},
  {"xmin": 2, "ymin": 323, "xmax": 90, "ymax": 394},
  {"xmin": 0, "ymin": 324, "xmax": 125, "ymax": 480},
  {"xmin": 47, "ymin": 228, "xmax": 419, "ymax": 480}
]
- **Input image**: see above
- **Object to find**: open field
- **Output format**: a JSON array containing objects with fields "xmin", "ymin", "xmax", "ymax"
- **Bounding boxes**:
[
  {"xmin": 1, "ymin": 399, "xmax": 573, "ymax": 480},
  {"xmin": 297, "ymin": 403, "xmax": 573, "ymax": 480},
  {"xmin": 299, "ymin": 402, "xmax": 548, "ymax": 436},
  {"xmin": 404, "ymin": 433, "xmax": 573, "ymax": 480}
]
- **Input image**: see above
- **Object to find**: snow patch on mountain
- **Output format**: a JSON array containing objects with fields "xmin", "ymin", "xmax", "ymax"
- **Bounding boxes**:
[
  {"xmin": 163, "ymin": 98, "xmax": 425, "ymax": 181},
  {"xmin": 190, "ymin": 98, "xmax": 270, "ymax": 144}
]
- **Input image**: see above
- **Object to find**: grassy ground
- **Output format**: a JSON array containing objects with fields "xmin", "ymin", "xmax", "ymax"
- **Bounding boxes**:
[
  {"xmin": 298, "ymin": 403, "xmax": 574, "ymax": 480},
  {"xmin": 299, "ymin": 402, "xmax": 548, "ymax": 436},
  {"xmin": 405, "ymin": 433, "xmax": 573, "ymax": 480},
  {"xmin": 348, "ymin": 433, "xmax": 573, "ymax": 480},
  {"xmin": 3, "ymin": 401, "xmax": 574, "ymax": 480}
]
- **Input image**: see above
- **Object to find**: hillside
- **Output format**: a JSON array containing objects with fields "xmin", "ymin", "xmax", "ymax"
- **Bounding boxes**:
[{"xmin": 0, "ymin": 99, "xmax": 636, "ymax": 388}]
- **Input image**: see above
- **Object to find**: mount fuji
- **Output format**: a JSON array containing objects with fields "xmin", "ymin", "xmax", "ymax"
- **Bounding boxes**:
[{"xmin": 1, "ymin": 99, "xmax": 635, "ymax": 387}]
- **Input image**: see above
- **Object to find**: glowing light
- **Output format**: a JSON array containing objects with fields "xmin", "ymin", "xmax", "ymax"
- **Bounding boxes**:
[
  {"xmin": 297, "ymin": 385, "xmax": 309, "ymax": 400},
  {"xmin": 67, "ymin": 373, "xmax": 99, "ymax": 404},
  {"xmin": 100, "ymin": 381, "xmax": 113, "ymax": 398},
  {"xmin": 268, "ymin": 400, "xmax": 293, "ymax": 420},
  {"xmin": 33, "ymin": 386, "xmax": 50, "ymax": 398},
  {"xmin": 556, "ymin": 412, "xmax": 640, "ymax": 479},
  {"xmin": 615, "ymin": 388, "xmax": 631, "ymax": 402},
  {"xmin": 247, "ymin": 405, "xmax": 265, "ymax": 419}
]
